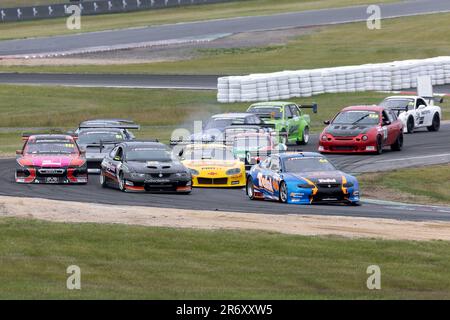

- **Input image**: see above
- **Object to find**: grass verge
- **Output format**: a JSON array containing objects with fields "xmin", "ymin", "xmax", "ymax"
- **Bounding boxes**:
[
  {"xmin": 359, "ymin": 164, "xmax": 450, "ymax": 206},
  {"xmin": 0, "ymin": 0, "xmax": 395, "ymax": 41},
  {"xmin": 0, "ymin": 217, "xmax": 449, "ymax": 299},
  {"xmin": 2, "ymin": 12, "xmax": 449, "ymax": 75}
]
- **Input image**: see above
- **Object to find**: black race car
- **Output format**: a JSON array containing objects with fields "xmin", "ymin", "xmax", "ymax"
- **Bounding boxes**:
[
  {"xmin": 75, "ymin": 119, "xmax": 139, "ymax": 173},
  {"xmin": 99, "ymin": 141, "xmax": 192, "ymax": 193}
]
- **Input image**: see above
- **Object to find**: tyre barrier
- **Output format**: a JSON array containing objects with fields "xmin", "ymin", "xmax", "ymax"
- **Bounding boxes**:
[{"xmin": 217, "ymin": 56, "xmax": 450, "ymax": 103}]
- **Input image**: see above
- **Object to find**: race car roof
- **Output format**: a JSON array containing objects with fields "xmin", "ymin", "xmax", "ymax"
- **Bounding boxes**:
[
  {"xmin": 119, "ymin": 141, "xmax": 165, "ymax": 149},
  {"xmin": 78, "ymin": 128, "xmax": 125, "ymax": 134},
  {"xmin": 341, "ymin": 105, "xmax": 385, "ymax": 112},
  {"xmin": 278, "ymin": 152, "xmax": 323, "ymax": 160},
  {"xmin": 249, "ymin": 101, "xmax": 293, "ymax": 107}
]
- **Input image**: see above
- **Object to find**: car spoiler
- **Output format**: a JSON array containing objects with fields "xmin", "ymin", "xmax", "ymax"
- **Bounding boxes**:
[
  {"xmin": 21, "ymin": 131, "xmax": 78, "ymax": 141},
  {"xmin": 389, "ymin": 106, "xmax": 409, "ymax": 112},
  {"xmin": 299, "ymin": 103, "xmax": 318, "ymax": 114},
  {"xmin": 229, "ymin": 123, "xmax": 276, "ymax": 129},
  {"xmin": 78, "ymin": 123, "xmax": 140, "ymax": 130},
  {"xmin": 423, "ymin": 96, "xmax": 445, "ymax": 105}
]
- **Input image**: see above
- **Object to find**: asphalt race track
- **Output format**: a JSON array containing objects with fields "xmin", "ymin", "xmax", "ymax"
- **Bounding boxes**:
[
  {"xmin": 0, "ymin": 0, "xmax": 449, "ymax": 56},
  {"xmin": 1, "ymin": 124, "xmax": 449, "ymax": 222},
  {"xmin": 0, "ymin": 73, "xmax": 219, "ymax": 90},
  {"xmin": 1, "ymin": 74, "xmax": 450, "ymax": 94}
]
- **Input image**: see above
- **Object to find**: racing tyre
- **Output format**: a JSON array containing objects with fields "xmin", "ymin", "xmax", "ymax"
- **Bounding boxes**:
[
  {"xmin": 100, "ymin": 170, "xmax": 108, "ymax": 188},
  {"xmin": 246, "ymin": 178, "xmax": 256, "ymax": 200},
  {"xmin": 297, "ymin": 126, "xmax": 310, "ymax": 145},
  {"xmin": 376, "ymin": 136, "xmax": 383, "ymax": 155},
  {"xmin": 118, "ymin": 171, "xmax": 126, "ymax": 192},
  {"xmin": 279, "ymin": 181, "xmax": 288, "ymax": 203},
  {"xmin": 427, "ymin": 113, "xmax": 440, "ymax": 132},
  {"xmin": 406, "ymin": 116, "xmax": 415, "ymax": 134},
  {"xmin": 391, "ymin": 132, "xmax": 403, "ymax": 151}
]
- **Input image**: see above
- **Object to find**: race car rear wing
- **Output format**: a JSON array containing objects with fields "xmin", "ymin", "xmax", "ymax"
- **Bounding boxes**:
[
  {"xmin": 78, "ymin": 123, "xmax": 140, "ymax": 130},
  {"xmin": 21, "ymin": 131, "xmax": 78, "ymax": 141},
  {"xmin": 229, "ymin": 122, "xmax": 276, "ymax": 130},
  {"xmin": 424, "ymin": 96, "xmax": 445, "ymax": 105},
  {"xmin": 389, "ymin": 106, "xmax": 409, "ymax": 112},
  {"xmin": 299, "ymin": 103, "xmax": 318, "ymax": 114}
]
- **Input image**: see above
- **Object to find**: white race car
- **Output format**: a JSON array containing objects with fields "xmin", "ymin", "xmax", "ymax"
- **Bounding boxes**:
[{"xmin": 379, "ymin": 95, "xmax": 442, "ymax": 133}]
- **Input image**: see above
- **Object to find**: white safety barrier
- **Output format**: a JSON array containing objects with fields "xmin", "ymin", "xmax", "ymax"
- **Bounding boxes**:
[{"xmin": 217, "ymin": 56, "xmax": 450, "ymax": 103}]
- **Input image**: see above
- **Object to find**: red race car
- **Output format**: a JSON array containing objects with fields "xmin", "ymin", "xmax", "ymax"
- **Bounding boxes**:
[
  {"xmin": 15, "ymin": 134, "xmax": 88, "ymax": 184},
  {"xmin": 318, "ymin": 105, "xmax": 404, "ymax": 154}
]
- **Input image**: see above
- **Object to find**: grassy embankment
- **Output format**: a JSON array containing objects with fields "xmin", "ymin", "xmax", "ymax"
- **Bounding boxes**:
[{"xmin": 1, "ymin": 217, "xmax": 449, "ymax": 299}]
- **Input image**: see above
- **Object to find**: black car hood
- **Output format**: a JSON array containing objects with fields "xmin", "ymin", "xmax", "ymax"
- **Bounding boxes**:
[
  {"xmin": 325, "ymin": 125, "xmax": 374, "ymax": 137},
  {"xmin": 125, "ymin": 160, "xmax": 187, "ymax": 173}
]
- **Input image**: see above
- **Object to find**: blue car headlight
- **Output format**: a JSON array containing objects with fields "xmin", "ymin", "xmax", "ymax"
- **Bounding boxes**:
[{"xmin": 298, "ymin": 183, "xmax": 314, "ymax": 188}]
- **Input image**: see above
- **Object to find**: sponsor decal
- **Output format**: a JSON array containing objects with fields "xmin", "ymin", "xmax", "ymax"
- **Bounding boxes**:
[{"xmin": 318, "ymin": 178, "xmax": 337, "ymax": 183}]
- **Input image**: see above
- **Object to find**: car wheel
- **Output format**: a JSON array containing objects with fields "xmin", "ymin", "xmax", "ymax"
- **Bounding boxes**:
[
  {"xmin": 406, "ymin": 116, "xmax": 414, "ymax": 133},
  {"xmin": 246, "ymin": 178, "xmax": 256, "ymax": 200},
  {"xmin": 118, "ymin": 172, "xmax": 126, "ymax": 192},
  {"xmin": 391, "ymin": 132, "xmax": 403, "ymax": 151},
  {"xmin": 376, "ymin": 136, "xmax": 383, "ymax": 155},
  {"xmin": 100, "ymin": 170, "xmax": 108, "ymax": 188},
  {"xmin": 297, "ymin": 126, "xmax": 309, "ymax": 145},
  {"xmin": 279, "ymin": 181, "xmax": 288, "ymax": 203},
  {"xmin": 427, "ymin": 113, "xmax": 440, "ymax": 132}
]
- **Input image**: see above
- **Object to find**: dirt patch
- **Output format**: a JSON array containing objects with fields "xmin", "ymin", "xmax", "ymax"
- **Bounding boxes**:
[
  {"xmin": 1, "ymin": 195, "xmax": 450, "ymax": 241},
  {"xmin": 0, "ymin": 27, "xmax": 318, "ymax": 66}
]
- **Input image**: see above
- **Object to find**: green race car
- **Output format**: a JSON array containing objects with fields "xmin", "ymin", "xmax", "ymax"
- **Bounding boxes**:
[{"xmin": 247, "ymin": 101, "xmax": 318, "ymax": 145}]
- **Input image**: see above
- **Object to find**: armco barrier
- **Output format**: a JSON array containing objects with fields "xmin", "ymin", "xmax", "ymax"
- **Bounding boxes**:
[
  {"xmin": 217, "ymin": 56, "xmax": 450, "ymax": 103},
  {"xmin": 0, "ymin": 0, "xmax": 234, "ymax": 22}
]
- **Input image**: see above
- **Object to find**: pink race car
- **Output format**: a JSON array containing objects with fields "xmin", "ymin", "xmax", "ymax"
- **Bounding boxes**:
[{"xmin": 15, "ymin": 134, "xmax": 88, "ymax": 184}]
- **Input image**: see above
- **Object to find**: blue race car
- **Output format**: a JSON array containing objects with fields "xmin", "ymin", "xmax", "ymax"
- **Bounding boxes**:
[{"xmin": 246, "ymin": 152, "xmax": 360, "ymax": 205}]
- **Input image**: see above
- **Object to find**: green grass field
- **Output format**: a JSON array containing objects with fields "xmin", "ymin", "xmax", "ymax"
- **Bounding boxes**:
[
  {"xmin": 360, "ymin": 164, "xmax": 450, "ymax": 205},
  {"xmin": 3, "ymin": 12, "xmax": 449, "ymax": 76},
  {"xmin": 1, "ymin": 217, "xmax": 449, "ymax": 299},
  {"xmin": 0, "ymin": 0, "xmax": 395, "ymax": 41}
]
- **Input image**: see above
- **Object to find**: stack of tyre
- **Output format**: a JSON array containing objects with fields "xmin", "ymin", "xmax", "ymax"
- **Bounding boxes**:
[{"xmin": 217, "ymin": 56, "xmax": 450, "ymax": 103}]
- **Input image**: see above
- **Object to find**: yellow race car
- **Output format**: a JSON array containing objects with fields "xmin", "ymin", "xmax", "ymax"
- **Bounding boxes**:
[{"xmin": 180, "ymin": 144, "xmax": 246, "ymax": 187}]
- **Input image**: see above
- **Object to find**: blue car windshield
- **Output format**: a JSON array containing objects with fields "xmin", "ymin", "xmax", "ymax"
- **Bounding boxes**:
[{"xmin": 283, "ymin": 157, "xmax": 336, "ymax": 173}]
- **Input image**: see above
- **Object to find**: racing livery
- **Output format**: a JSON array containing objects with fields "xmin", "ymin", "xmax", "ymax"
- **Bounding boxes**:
[
  {"xmin": 319, "ymin": 106, "xmax": 404, "ymax": 154},
  {"xmin": 247, "ymin": 101, "xmax": 318, "ymax": 145},
  {"xmin": 75, "ymin": 119, "xmax": 139, "ymax": 173},
  {"xmin": 179, "ymin": 144, "xmax": 246, "ymax": 187},
  {"xmin": 100, "ymin": 141, "xmax": 192, "ymax": 193},
  {"xmin": 15, "ymin": 134, "xmax": 88, "ymax": 184},
  {"xmin": 379, "ymin": 95, "xmax": 442, "ymax": 133},
  {"xmin": 246, "ymin": 152, "xmax": 360, "ymax": 205}
]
